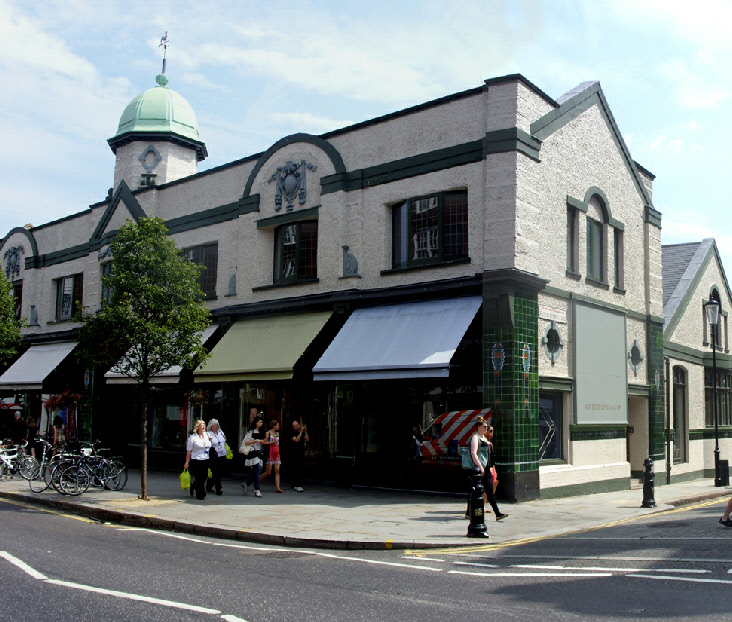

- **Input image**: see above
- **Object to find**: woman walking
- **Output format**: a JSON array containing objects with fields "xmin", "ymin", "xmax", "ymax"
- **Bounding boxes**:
[
  {"xmin": 259, "ymin": 420, "xmax": 283, "ymax": 493},
  {"xmin": 466, "ymin": 418, "xmax": 507, "ymax": 521},
  {"xmin": 52, "ymin": 415, "xmax": 67, "ymax": 450},
  {"xmin": 241, "ymin": 416, "xmax": 265, "ymax": 497},
  {"xmin": 206, "ymin": 419, "xmax": 227, "ymax": 496},
  {"xmin": 184, "ymin": 419, "xmax": 211, "ymax": 500}
]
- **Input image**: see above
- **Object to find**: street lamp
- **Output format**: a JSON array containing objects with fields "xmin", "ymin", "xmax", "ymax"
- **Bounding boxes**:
[{"xmin": 704, "ymin": 297, "xmax": 723, "ymax": 487}]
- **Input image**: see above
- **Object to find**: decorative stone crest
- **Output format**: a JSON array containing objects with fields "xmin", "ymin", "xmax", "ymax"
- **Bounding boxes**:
[
  {"xmin": 139, "ymin": 144, "xmax": 162, "ymax": 172},
  {"xmin": 4, "ymin": 245, "xmax": 25, "ymax": 279},
  {"xmin": 268, "ymin": 160, "xmax": 317, "ymax": 212}
]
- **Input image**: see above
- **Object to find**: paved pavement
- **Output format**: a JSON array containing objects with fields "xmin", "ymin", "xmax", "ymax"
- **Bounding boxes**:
[{"xmin": 0, "ymin": 469, "xmax": 730, "ymax": 550}]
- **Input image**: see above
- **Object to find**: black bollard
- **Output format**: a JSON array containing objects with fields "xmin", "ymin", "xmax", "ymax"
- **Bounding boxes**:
[
  {"xmin": 467, "ymin": 468, "xmax": 489, "ymax": 538},
  {"xmin": 641, "ymin": 457, "xmax": 656, "ymax": 508}
]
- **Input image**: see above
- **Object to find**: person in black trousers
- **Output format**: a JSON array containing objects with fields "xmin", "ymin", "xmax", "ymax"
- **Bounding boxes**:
[
  {"xmin": 184, "ymin": 419, "xmax": 211, "ymax": 500},
  {"xmin": 288, "ymin": 420, "xmax": 308, "ymax": 492}
]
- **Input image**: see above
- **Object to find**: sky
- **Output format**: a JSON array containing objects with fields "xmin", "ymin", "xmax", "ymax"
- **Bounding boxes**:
[{"xmin": 1, "ymin": 0, "xmax": 731, "ymax": 271}]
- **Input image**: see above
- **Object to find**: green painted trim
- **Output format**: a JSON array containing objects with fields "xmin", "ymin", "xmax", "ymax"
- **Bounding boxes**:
[
  {"xmin": 539, "ymin": 376, "xmax": 573, "ymax": 391},
  {"xmin": 666, "ymin": 469, "xmax": 706, "ymax": 485},
  {"xmin": 321, "ymin": 86, "xmax": 485, "ymax": 140},
  {"xmin": 321, "ymin": 139, "xmax": 483, "ymax": 194},
  {"xmin": 540, "ymin": 476, "xmax": 629, "ymax": 499},
  {"xmin": 542, "ymin": 284, "xmax": 657, "ymax": 323},
  {"xmin": 90, "ymin": 180, "xmax": 146, "ymax": 242},
  {"xmin": 628, "ymin": 384, "xmax": 650, "ymax": 396},
  {"xmin": 1, "ymin": 226, "xmax": 38, "ymax": 258},
  {"xmin": 108, "ymin": 130, "xmax": 208, "ymax": 161},
  {"xmin": 689, "ymin": 427, "xmax": 732, "ymax": 441},
  {"xmin": 530, "ymin": 83, "xmax": 653, "ymax": 210},
  {"xmin": 645, "ymin": 206, "xmax": 662, "ymax": 228},
  {"xmin": 252, "ymin": 277, "xmax": 319, "ymax": 292},
  {"xmin": 484, "ymin": 73, "xmax": 558, "ymax": 107},
  {"xmin": 242, "ymin": 133, "xmax": 346, "ymax": 199},
  {"xmin": 483, "ymin": 127, "xmax": 541, "ymax": 162},
  {"xmin": 26, "ymin": 240, "xmax": 101, "ymax": 269},
  {"xmin": 166, "ymin": 199, "xmax": 260, "ymax": 235},
  {"xmin": 566, "ymin": 195, "xmax": 588, "ymax": 213},
  {"xmin": 570, "ymin": 424, "xmax": 627, "ymax": 441},
  {"xmin": 380, "ymin": 256, "xmax": 471, "ymax": 276},
  {"xmin": 256, "ymin": 206, "xmax": 319, "ymax": 230}
]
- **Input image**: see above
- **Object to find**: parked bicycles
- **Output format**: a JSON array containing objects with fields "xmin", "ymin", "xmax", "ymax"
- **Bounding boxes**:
[{"xmin": 0, "ymin": 440, "xmax": 37, "ymax": 480}]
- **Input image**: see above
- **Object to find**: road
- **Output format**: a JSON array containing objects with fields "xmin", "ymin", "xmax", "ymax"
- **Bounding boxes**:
[{"xmin": 1, "ymin": 496, "xmax": 731, "ymax": 621}]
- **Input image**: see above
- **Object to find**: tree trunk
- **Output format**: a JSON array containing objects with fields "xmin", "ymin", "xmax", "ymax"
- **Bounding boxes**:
[{"xmin": 140, "ymin": 381, "xmax": 149, "ymax": 500}]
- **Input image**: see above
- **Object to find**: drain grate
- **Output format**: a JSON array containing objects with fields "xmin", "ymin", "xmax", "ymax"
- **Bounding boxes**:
[
  {"xmin": 253, "ymin": 551, "xmax": 310, "ymax": 559},
  {"xmin": 646, "ymin": 521, "xmax": 686, "ymax": 528}
]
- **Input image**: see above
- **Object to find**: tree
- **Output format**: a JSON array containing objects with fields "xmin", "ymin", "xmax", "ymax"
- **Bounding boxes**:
[
  {"xmin": 0, "ymin": 271, "xmax": 22, "ymax": 366},
  {"xmin": 78, "ymin": 217, "xmax": 210, "ymax": 499}
]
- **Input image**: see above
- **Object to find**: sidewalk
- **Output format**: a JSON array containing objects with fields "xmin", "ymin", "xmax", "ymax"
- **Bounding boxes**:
[{"xmin": 1, "ymin": 471, "xmax": 729, "ymax": 550}]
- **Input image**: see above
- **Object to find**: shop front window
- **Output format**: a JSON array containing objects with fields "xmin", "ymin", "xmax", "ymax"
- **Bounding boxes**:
[{"xmin": 539, "ymin": 392, "xmax": 563, "ymax": 461}]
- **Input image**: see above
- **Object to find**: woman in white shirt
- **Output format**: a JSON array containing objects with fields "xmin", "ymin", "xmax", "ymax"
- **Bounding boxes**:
[
  {"xmin": 206, "ymin": 418, "xmax": 227, "ymax": 496},
  {"xmin": 241, "ymin": 416, "xmax": 266, "ymax": 497},
  {"xmin": 184, "ymin": 419, "xmax": 211, "ymax": 500}
]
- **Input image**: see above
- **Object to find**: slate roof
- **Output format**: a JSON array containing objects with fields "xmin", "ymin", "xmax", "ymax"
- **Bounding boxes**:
[{"xmin": 662, "ymin": 239, "xmax": 714, "ymax": 329}]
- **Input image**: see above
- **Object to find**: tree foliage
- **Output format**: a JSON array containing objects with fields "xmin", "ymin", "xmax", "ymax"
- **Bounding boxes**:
[
  {"xmin": 0, "ymin": 271, "xmax": 22, "ymax": 366},
  {"xmin": 78, "ymin": 217, "xmax": 211, "ymax": 381}
]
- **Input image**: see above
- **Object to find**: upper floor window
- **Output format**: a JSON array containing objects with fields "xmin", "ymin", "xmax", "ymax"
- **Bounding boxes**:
[
  {"xmin": 586, "ymin": 217, "xmax": 603, "ymax": 282},
  {"xmin": 392, "ymin": 191, "xmax": 468, "ymax": 269},
  {"xmin": 566, "ymin": 206, "xmax": 578, "ymax": 274},
  {"xmin": 184, "ymin": 243, "xmax": 218, "ymax": 297},
  {"xmin": 614, "ymin": 228, "xmax": 624, "ymax": 290},
  {"xmin": 101, "ymin": 262, "xmax": 113, "ymax": 306},
  {"xmin": 11, "ymin": 280, "xmax": 22, "ymax": 320},
  {"xmin": 274, "ymin": 222, "xmax": 318, "ymax": 284},
  {"xmin": 55, "ymin": 274, "xmax": 83, "ymax": 321}
]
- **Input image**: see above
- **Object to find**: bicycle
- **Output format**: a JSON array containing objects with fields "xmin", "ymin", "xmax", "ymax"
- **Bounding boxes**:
[{"xmin": 0, "ymin": 441, "xmax": 36, "ymax": 480}]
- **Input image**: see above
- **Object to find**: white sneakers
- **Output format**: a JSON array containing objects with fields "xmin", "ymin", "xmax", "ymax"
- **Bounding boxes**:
[
  {"xmin": 254, "ymin": 490, "xmax": 262, "ymax": 497},
  {"xmin": 293, "ymin": 486, "xmax": 304, "ymax": 492}
]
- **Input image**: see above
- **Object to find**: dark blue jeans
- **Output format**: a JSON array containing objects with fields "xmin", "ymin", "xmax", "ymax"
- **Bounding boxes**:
[{"xmin": 246, "ymin": 462, "xmax": 262, "ymax": 490}]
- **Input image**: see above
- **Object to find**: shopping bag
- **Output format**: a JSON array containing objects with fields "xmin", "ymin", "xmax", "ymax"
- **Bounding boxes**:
[
  {"xmin": 179, "ymin": 469, "xmax": 191, "ymax": 490},
  {"xmin": 225, "ymin": 443, "xmax": 233, "ymax": 460},
  {"xmin": 208, "ymin": 468, "xmax": 213, "ymax": 479}
]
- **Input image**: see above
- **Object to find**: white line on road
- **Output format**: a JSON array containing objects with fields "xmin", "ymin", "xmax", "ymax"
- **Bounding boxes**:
[
  {"xmin": 462, "ymin": 553, "xmax": 732, "ymax": 564},
  {"xmin": 453, "ymin": 561, "xmax": 500, "ymax": 568},
  {"xmin": 0, "ymin": 551, "xmax": 254, "ymax": 618},
  {"xmin": 633, "ymin": 574, "xmax": 732, "ymax": 585},
  {"xmin": 0, "ymin": 551, "xmax": 48, "ymax": 580},
  {"xmin": 448, "ymin": 570, "xmax": 613, "ymax": 578},
  {"xmin": 44, "ymin": 579, "xmax": 222, "ymax": 614},
  {"xmin": 401, "ymin": 556, "xmax": 445, "ymax": 562},
  {"xmin": 512, "ymin": 564, "xmax": 710, "ymax": 574}
]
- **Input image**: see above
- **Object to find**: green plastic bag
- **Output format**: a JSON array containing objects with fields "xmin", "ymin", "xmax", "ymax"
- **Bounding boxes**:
[
  {"xmin": 225, "ymin": 443, "xmax": 233, "ymax": 460},
  {"xmin": 179, "ymin": 469, "xmax": 191, "ymax": 490},
  {"xmin": 208, "ymin": 468, "xmax": 213, "ymax": 479}
]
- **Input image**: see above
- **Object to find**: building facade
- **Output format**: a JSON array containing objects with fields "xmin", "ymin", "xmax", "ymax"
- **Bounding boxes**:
[{"xmin": 0, "ymin": 72, "xmax": 672, "ymax": 500}]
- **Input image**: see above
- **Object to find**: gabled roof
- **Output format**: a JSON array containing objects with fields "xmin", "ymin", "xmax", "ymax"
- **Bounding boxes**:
[
  {"xmin": 90, "ymin": 180, "xmax": 147, "ymax": 244},
  {"xmin": 531, "ymin": 81, "xmax": 654, "ymax": 210},
  {"xmin": 663, "ymin": 238, "xmax": 732, "ymax": 335}
]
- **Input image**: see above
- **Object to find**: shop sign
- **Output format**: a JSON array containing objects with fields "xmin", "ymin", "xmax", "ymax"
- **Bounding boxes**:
[{"xmin": 539, "ymin": 304, "xmax": 567, "ymax": 324}]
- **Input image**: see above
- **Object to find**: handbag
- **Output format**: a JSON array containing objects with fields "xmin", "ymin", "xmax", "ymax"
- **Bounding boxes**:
[
  {"xmin": 225, "ymin": 443, "xmax": 233, "ymax": 460},
  {"xmin": 239, "ymin": 434, "xmax": 252, "ymax": 455},
  {"xmin": 461, "ymin": 445, "xmax": 488, "ymax": 470},
  {"xmin": 179, "ymin": 469, "xmax": 191, "ymax": 490},
  {"xmin": 491, "ymin": 466, "xmax": 498, "ymax": 493}
]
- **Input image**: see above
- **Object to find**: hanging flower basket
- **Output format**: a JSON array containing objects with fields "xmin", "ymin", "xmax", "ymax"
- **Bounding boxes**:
[{"xmin": 44, "ymin": 391, "xmax": 81, "ymax": 411}]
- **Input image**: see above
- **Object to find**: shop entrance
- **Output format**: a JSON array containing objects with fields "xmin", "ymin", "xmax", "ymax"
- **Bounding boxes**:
[{"xmin": 627, "ymin": 396, "xmax": 649, "ymax": 477}]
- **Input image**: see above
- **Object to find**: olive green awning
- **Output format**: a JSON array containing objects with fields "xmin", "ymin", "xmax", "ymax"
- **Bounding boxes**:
[{"xmin": 193, "ymin": 311, "xmax": 332, "ymax": 382}]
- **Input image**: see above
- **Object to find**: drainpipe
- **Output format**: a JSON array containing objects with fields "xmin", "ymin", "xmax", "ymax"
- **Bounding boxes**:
[{"xmin": 665, "ymin": 356, "xmax": 671, "ymax": 485}]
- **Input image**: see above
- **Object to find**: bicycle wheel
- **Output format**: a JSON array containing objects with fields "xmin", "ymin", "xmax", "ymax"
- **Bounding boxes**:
[
  {"xmin": 58, "ymin": 464, "xmax": 90, "ymax": 496},
  {"xmin": 109, "ymin": 465, "xmax": 128, "ymax": 491},
  {"xmin": 50, "ymin": 460, "xmax": 73, "ymax": 494},
  {"xmin": 29, "ymin": 464, "xmax": 51, "ymax": 493},
  {"xmin": 18, "ymin": 455, "xmax": 39, "ymax": 480}
]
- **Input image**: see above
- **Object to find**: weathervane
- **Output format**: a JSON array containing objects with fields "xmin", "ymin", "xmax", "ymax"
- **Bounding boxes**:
[{"xmin": 159, "ymin": 31, "xmax": 169, "ymax": 74}]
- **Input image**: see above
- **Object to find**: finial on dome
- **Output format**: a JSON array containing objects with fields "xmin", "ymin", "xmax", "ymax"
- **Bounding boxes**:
[
  {"xmin": 156, "ymin": 73, "xmax": 170, "ymax": 87},
  {"xmin": 159, "ymin": 31, "xmax": 169, "ymax": 75}
]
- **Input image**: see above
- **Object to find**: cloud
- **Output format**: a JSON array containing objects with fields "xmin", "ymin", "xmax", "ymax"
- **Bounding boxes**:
[
  {"xmin": 269, "ymin": 112, "xmax": 354, "ymax": 135},
  {"xmin": 658, "ymin": 59, "xmax": 729, "ymax": 109}
]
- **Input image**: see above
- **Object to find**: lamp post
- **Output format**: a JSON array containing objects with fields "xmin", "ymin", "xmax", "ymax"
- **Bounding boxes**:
[{"xmin": 704, "ymin": 298, "xmax": 723, "ymax": 487}]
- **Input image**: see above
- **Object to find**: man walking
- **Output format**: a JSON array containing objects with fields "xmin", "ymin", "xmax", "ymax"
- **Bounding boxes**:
[
  {"xmin": 289, "ymin": 420, "xmax": 308, "ymax": 492},
  {"xmin": 720, "ymin": 496, "xmax": 732, "ymax": 527}
]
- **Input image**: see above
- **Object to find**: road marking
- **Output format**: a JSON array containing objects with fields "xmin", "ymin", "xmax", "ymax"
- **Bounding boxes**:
[
  {"xmin": 470, "ymin": 553, "xmax": 732, "ymax": 564},
  {"xmin": 512, "ymin": 564, "xmax": 710, "ymax": 574},
  {"xmin": 0, "ymin": 497, "xmax": 96, "ymax": 524},
  {"xmin": 448, "ymin": 569, "xmax": 613, "ymax": 578},
  {"xmin": 633, "ymin": 574, "xmax": 732, "ymax": 585},
  {"xmin": 453, "ymin": 561, "xmax": 499, "ymax": 568},
  {"xmin": 404, "ymin": 497, "xmax": 730, "ymax": 556},
  {"xmin": 402, "ymin": 556, "xmax": 445, "ymax": 562},
  {"xmin": 45, "ymin": 579, "xmax": 222, "ymax": 614},
  {"xmin": 0, "ymin": 551, "xmax": 48, "ymax": 580},
  {"xmin": 1, "ymin": 551, "xmax": 253, "ymax": 617}
]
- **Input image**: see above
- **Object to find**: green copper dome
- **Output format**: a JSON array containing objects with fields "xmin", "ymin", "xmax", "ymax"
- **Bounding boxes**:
[{"xmin": 112, "ymin": 74, "xmax": 200, "ymax": 142}]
